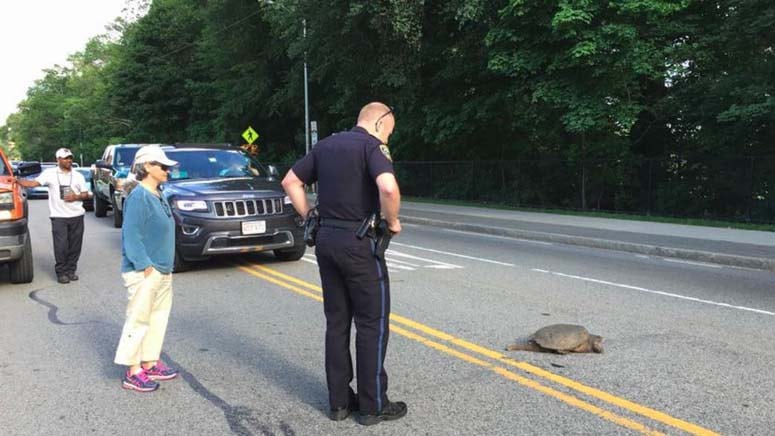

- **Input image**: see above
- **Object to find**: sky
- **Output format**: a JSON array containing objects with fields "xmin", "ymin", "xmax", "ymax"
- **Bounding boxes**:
[{"xmin": 0, "ymin": 0, "xmax": 130, "ymax": 125}]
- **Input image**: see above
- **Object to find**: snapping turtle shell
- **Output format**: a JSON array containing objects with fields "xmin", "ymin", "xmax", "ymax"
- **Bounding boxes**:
[{"xmin": 506, "ymin": 324, "xmax": 603, "ymax": 354}]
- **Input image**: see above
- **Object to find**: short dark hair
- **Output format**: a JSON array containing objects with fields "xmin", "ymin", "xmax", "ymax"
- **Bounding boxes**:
[{"xmin": 133, "ymin": 164, "xmax": 150, "ymax": 181}]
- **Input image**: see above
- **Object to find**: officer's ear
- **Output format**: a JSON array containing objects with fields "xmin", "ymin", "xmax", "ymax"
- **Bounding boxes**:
[{"xmin": 374, "ymin": 107, "xmax": 394, "ymax": 133}]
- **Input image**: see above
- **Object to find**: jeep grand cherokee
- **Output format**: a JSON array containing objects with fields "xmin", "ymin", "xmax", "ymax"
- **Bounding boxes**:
[{"xmin": 128, "ymin": 144, "xmax": 306, "ymax": 272}]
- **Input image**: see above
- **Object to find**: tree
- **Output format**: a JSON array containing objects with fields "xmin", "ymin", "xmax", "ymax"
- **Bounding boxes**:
[{"xmin": 487, "ymin": 0, "xmax": 691, "ymax": 208}]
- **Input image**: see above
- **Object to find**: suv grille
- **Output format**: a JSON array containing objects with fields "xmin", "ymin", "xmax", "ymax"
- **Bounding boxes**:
[{"xmin": 212, "ymin": 198, "xmax": 283, "ymax": 217}]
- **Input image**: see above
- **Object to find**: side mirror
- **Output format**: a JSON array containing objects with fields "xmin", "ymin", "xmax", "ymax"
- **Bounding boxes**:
[
  {"xmin": 267, "ymin": 165, "xmax": 279, "ymax": 177},
  {"xmin": 15, "ymin": 162, "xmax": 41, "ymax": 178},
  {"xmin": 95, "ymin": 159, "xmax": 112, "ymax": 169}
]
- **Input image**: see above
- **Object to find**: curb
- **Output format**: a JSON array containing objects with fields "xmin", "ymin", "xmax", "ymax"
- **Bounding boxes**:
[{"xmin": 400, "ymin": 215, "xmax": 775, "ymax": 272}]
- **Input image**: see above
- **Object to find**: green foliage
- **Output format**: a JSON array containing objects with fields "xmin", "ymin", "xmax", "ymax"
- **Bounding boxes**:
[
  {"xmin": 2, "ymin": 0, "xmax": 773, "ymax": 220},
  {"xmin": 7, "ymin": 35, "xmax": 123, "ymax": 163}
]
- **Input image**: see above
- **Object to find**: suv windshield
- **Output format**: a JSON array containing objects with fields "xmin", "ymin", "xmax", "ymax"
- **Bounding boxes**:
[
  {"xmin": 115, "ymin": 148, "xmax": 139, "ymax": 168},
  {"xmin": 165, "ymin": 149, "xmax": 267, "ymax": 181}
]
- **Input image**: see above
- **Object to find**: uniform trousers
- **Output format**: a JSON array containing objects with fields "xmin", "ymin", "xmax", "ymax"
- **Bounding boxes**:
[
  {"xmin": 114, "ymin": 269, "xmax": 173, "ymax": 366},
  {"xmin": 50, "ymin": 216, "xmax": 84, "ymax": 276},
  {"xmin": 315, "ymin": 226, "xmax": 391, "ymax": 415}
]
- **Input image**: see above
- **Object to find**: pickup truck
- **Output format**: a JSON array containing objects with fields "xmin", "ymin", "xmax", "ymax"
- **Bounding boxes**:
[
  {"xmin": 0, "ymin": 150, "xmax": 39, "ymax": 283},
  {"xmin": 91, "ymin": 144, "xmax": 140, "ymax": 227}
]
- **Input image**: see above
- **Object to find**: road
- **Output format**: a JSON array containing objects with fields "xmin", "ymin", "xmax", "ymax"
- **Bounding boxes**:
[{"xmin": 1, "ymin": 200, "xmax": 774, "ymax": 435}]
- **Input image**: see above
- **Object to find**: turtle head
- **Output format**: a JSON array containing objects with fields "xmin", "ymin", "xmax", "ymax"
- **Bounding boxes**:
[{"xmin": 590, "ymin": 335, "xmax": 604, "ymax": 353}]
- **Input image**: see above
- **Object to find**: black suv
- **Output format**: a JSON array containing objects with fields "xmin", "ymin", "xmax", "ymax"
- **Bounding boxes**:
[{"xmin": 125, "ymin": 144, "xmax": 306, "ymax": 272}]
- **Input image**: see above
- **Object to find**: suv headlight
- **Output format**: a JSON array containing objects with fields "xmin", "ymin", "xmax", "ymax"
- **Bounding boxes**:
[
  {"xmin": 0, "ymin": 191, "xmax": 21, "ymax": 220},
  {"xmin": 0, "ymin": 192, "xmax": 13, "ymax": 210},
  {"xmin": 176, "ymin": 200, "xmax": 208, "ymax": 211},
  {"xmin": 283, "ymin": 195, "xmax": 292, "ymax": 205}
]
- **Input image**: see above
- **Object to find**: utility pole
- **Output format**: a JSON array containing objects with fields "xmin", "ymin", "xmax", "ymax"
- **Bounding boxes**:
[
  {"xmin": 303, "ymin": 18, "xmax": 310, "ymax": 156},
  {"xmin": 262, "ymin": 1, "xmax": 310, "ymax": 156}
]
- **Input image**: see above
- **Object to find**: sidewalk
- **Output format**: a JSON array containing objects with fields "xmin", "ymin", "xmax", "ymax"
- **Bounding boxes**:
[{"xmin": 399, "ymin": 201, "xmax": 775, "ymax": 272}]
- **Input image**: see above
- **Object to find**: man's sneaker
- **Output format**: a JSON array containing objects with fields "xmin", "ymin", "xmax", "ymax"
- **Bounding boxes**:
[
  {"xmin": 144, "ymin": 362, "xmax": 179, "ymax": 381},
  {"xmin": 357, "ymin": 400, "xmax": 407, "ymax": 426},
  {"xmin": 122, "ymin": 369, "xmax": 159, "ymax": 392},
  {"xmin": 57, "ymin": 275, "xmax": 70, "ymax": 284},
  {"xmin": 67, "ymin": 272, "xmax": 79, "ymax": 281}
]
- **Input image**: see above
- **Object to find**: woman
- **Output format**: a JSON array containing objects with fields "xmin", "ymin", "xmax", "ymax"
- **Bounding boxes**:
[{"xmin": 114, "ymin": 145, "xmax": 179, "ymax": 392}]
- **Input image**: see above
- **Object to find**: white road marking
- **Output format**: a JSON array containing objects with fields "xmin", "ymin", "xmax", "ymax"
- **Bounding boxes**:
[
  {"xmin": 303, "ymin": 253, "xmax": 415, "ymax": 271},
  {"xmin": 532, "ymin": 269, "xmax": 775, "ymax": 316},
  {"xmin": 391, "ymin": 242, "xmax": 515, "ymax": 267},
  {"xmin": 300, "ymin": 257, "xmax": 318, "ymax": 265},
  {"xmin": 385, "ymin": 257, "xmax": 421, "ymax": 267},
  {"xmin": 442, "ymin": 228, "xmax": 554, "ymax": 245},
  {"xmin": 386, "ymin": 250, "xmax": 463, "ymax": 269},
  {"xmin": 663, "ymin": 258, "xmax": 723, "ymax": 268},
  {"xmin": 635, "ymin": 255, "xmax": 650, "ymax": 259},
  {"xmin": 386, "ymin": 262, "xmax": 416, "ymax": 271}
]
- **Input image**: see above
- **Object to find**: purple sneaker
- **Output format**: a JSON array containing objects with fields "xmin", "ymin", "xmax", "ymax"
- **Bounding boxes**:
[
  {"xmin": 144, "ymin": 362, "xmax": 179, "ymax": 381},
  {"xmin": 122, "ymin": 369, "xmax": 159, "ymax": 392}
]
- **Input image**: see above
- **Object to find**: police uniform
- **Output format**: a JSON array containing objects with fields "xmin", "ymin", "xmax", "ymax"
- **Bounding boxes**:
[{"xmin": 291, "ymin": 126, "xmax": 394, "ymax": 415}]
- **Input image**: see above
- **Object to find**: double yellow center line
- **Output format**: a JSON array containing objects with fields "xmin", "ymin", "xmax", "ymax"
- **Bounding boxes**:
[{"xmin": 235, "ymin": 260, "xmax": 718, "ymax": 435}]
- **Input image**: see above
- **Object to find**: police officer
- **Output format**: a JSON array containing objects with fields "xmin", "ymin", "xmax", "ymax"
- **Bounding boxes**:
[{"xmin": 282, "ymin": 102, "xmax": 405, "ymax": 426}]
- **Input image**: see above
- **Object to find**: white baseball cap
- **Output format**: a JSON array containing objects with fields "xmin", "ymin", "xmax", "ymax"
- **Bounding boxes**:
[
  {"xmin": 134, "ymin": 145, "xmax": 178, "ymax": 166},
  {"xmin": 55, "ymin": 148, "xmax": 74, "ymax": 159}
]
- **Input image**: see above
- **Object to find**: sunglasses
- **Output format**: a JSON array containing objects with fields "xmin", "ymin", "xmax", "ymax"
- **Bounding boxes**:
[
  {"xmin": 151, "ymin": 161, "xmax": 171, "ymax": 171},
  {"xmin": 375, "ymin": 106, "xmax": 394, "ymax": 132}
]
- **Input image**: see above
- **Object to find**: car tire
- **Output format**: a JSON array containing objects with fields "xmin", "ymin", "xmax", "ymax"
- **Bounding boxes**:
[
  {"xmin": 94, "ymin": 192, "xmax": 108, "ymax": 217},
  {"xmin": 112, "ymin": 196, "xmax": 123, "ymax": 228},
  {"xmin": 9, "ymin": 234, "xmax": 34, "ymax": 284},
  {"xmin": 173, "ymin": 249, "xmax": 190, "ymax": 273},
  {"xmin": 274, "ymin": 245, "xmax": 306, "ymax": 261}
]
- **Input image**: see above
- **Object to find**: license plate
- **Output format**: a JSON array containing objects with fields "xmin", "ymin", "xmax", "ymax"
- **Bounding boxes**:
[{"xmin": 242, "ymin": 220, "xmax": 266, "ymax": 235}]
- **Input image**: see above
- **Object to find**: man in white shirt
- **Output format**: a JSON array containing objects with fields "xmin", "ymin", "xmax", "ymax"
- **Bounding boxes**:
[{"xmin": 17, "ymin": 148, "xmax": 91, "ymax": 283}]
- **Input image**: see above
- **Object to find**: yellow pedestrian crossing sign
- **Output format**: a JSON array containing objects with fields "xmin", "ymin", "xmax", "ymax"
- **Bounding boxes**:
[{"xmin": 242, "ymin": 126, "xmax": 259, "ymax": 145}]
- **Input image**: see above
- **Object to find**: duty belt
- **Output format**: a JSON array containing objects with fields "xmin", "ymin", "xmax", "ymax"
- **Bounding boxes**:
[{"xmin": 319, "ymin": 218, "xmax": 363, "ymax": 231}]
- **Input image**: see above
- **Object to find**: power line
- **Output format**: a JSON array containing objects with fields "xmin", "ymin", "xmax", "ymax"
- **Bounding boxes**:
[{"xmin": 149, "ymin": 7, "xmax": 265, "ymax": 63}]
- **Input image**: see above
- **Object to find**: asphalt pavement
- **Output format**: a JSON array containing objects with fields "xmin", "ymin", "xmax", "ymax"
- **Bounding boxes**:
[
  {"xmin": 400, "ymin": 201, "xmax": 775, "ymax": 272},
  {"xmin": 3, "ymin": 200, "xmax": 775, "ymax": 435}
]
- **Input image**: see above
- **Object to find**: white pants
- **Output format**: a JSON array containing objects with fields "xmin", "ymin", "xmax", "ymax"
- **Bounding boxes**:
[{"xmin": 114, "ymin": 270, "xmax": 173, "ymax": 366}]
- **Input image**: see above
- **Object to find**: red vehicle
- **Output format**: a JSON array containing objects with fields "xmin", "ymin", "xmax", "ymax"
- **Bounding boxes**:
[{"xmin": 0, "ymin": 150, "xmax": 38, "ymax": 283}]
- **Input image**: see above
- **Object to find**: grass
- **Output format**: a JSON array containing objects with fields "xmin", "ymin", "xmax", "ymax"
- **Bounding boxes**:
[{"xmin": 403, "ymin": 196, "xmax": 775, "ymax": 232}]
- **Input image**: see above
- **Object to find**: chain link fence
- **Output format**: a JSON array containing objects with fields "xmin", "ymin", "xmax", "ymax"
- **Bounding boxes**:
[
  {"xmin": 394, "ymin": 157, "xmax": 775, "ymax": 223},
  {"xmin": 269, "ymin": 157, "xmax": 775, "ymax": 223}
]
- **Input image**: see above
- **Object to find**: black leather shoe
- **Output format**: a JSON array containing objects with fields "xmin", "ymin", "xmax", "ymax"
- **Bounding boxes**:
[
  {"xmin": 57, "ymin": 275, "xmax": 70, "ymax": 284},
  {"xmin": 68, "ymin": 273, "xmax": 79, "ymax": 281},
  {"xmin": 329, "ymin": 390, "xmax": 359, "ymax": 421},
  {"xmin": 357, "ymin": 400, "xmax": 407, "ymax": 426},
  {"xmin": 329, "ymin": 406, "xmax": 351, "ymax": 421}
]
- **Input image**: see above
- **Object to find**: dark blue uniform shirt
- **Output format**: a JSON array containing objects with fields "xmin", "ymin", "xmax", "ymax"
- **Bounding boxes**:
[{"xmin": 292, "ymin": 126, "xmax": 394, "ymax": 220}]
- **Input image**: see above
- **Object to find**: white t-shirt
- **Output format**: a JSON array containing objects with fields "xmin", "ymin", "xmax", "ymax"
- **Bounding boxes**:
[{"xmin": 35, "ymin": 167, "xmax": 88, "ymax": 218}]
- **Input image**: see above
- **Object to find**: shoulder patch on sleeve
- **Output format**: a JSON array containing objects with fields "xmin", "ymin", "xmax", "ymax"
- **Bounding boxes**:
[{"xmin": 379, "ymin": 144, "xmax": 392, "ymax": 162}]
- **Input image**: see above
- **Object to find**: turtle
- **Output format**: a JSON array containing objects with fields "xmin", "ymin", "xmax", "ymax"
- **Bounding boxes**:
[{"xmin": 505, "ymin": 324, "xmax": 603, "ymax": 354}]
